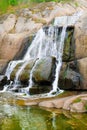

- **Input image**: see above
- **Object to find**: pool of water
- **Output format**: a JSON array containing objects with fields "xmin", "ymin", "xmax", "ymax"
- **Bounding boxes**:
[{"xmin": 0, "ymin": 93, "xmax": 87, "ymax": 130}]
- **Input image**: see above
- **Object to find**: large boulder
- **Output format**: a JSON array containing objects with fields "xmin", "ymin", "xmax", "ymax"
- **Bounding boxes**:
[
  {"xmin": 59, "ymin": 67, "xmax": 81, "ymax": 90},
  {"xmin": 9, "ymin": 57, "xmax": 56, "ymax": 94},
  {"xmin": 59, "ymin": 58, "xmax": 87, "ymax": 90},
  {"xmin": 0, "ymin": 33, "xmax": 33, "ymax": 61},
  {"xmin": 32, "ymin": 57, "xmax": 56, "ymax": 84},
  {"xmin": 58, "ymin": 12, "xmax": 87, "ymax": 90},
  {"xmin": 74, "ymin": 12, "xmax": 87, "ymax": 59},
  {"xmin": 29, "ymin": 57, "xmax": 56, "ymax": 95},
  {"xmin": 10, "ymin": 59, "xmax": 37, "ymax": 84},
  {"xmin": 10, "ymin": 57, "xmax": 56, "ymax": 85}
]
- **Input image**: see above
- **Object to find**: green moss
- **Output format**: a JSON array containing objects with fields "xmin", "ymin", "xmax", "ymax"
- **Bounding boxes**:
[
  {"xmin": 74, "ymin": 2, "xmax": 79, "ymax": 7},
  {"xmin": 73, "ymin": 98, "xmax": 81, "ymax": 103},
  {"xmin": 84, "ymin": 104, "xmax": 87, "ymax": 110},
  {"xmin": 10, "ymin": 70, "xmax": 17, "ymax": 80},
  {"xmin": 19, "ymin": 71, "xmax": 29, "ymax": 81},
  {"xmin": 13, "ymin": 62, "xmax": 23, "ymax": 70},
  {"xmin": 63, "ymin": 28, "xmax": 74, "ymax": 62},
  {"xmin": 9, "ymin": 0, "xmax": 18, "ymax": 6}
]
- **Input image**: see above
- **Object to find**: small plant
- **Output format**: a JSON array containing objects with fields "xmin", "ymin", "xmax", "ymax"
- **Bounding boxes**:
[{"xmin": 75, "ymin": 2, "xmax": 79, "ymax": 7}]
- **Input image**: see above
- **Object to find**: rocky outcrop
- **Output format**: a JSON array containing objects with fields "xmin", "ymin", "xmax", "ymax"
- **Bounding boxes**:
[
  {"xmin": 0, "ymin": 33, "xmax": 34, "ymax": 60},
  {"xmin": 58, "ymin": 14, "xmax": 87, "ymax": 89},
  {"xmin": 59, "ymin": 68, "xmax": 81, "ymax": 90},
  {"xmin": 11, "ymin": 92, "xmax": 87, "ymax": 113},
  {"xmin": 0, "ymin": 0, "xmax": 87, "ymax": 91},
  {"xmin": 58, "ymin": 12, "xmax": 87, "ymax": 90},
  {"xmin": 9, "ymin": 57, "xmax": 55, "ymax": 94},
  {"xmin": 38, "ymin": 94, "xmax": 87, "ymax": 112},
  {"xmin": 74, "ymin": 13, "xmax": 87, "ymax": 59}
]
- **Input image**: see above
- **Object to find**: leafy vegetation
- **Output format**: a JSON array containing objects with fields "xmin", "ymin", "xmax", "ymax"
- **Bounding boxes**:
[
  {"xmin": 9, "ymin": 0, "xmax": 18, "ymax": 6},
  {"xmin": 0, "ymin": 0, "xmax": 71, "ymax": 14}
]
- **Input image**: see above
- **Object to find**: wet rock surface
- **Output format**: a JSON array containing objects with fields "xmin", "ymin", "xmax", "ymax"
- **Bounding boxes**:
[
  {"xmin": 59, "ymin": 69, "xmax": 81, "ymax": 90},
  {"xmin": 0, "ymin": 75, "xmax": 8, "ymax": 90},
  {"xmin": 32, "ymin": 57, "xmax": 56, "ymax": 84},
  {"xmin": 2, "ymin": 91, "xmax": 86, "ymax": 113}
]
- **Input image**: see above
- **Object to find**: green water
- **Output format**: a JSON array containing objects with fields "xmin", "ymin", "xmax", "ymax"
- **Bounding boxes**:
[{"xmin": 0, "ymin": 100, "xmax": 87, "ymax": 130}]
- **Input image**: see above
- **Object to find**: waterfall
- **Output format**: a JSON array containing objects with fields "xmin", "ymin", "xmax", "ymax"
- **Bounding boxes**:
[
  {"xmin": 3, "ymin": 11, "xmax": 82, "ymax": 96},
  {"xmin": 5, "ymin": 60, "xmax": 22, "ymax": 80},
  {"xmin": 49, "ymin": 26, "xmax": 67, "ymax": 95}
]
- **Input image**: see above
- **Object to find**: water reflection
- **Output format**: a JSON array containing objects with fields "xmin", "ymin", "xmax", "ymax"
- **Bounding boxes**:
[{"xmin": 0, "ymin": 101, "xmax": 87, "ymax": 130}]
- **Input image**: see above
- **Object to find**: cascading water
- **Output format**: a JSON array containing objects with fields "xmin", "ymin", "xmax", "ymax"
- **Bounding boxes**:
[
  {"xmin": 3, "ymin": 11, "xmax": 82, "ymax": 96},
  {"xmin": 50, "ymin": 26, "xmax": 67, "ymax": 95}
]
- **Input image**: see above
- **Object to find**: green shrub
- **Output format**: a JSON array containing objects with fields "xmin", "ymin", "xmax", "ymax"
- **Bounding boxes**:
[{"xmin": 9, "ymin": 0, "xmax": 18, "ymax": 6}]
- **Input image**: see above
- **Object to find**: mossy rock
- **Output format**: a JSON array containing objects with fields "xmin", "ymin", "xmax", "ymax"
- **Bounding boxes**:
[
  {"xmin": 10, "ymin": 61, "xmax": 24, "ymax": 81},
  {"xmin": 10, "ymin": 69, "xmax": 18, "ymax": 81},
  {"xmin": 14, "ymin": 62, "xmax": 24, "ymax": 70},
  {"xmin": 63, "ymin": 27, "xmax": 75, "ymax": 62},
  {"xmin": 32, "ymin": 57, "xmax": 56, "ymax": 84},
  {"xmin": 19, "ymin": 70, "xmax": 29, "ymax": 84},
  {"xmin": 10, "ymin": 59, "xmax": 37, "ymax": 83}
]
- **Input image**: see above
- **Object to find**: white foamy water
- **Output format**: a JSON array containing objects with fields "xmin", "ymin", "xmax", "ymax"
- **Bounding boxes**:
[
  {"xmin": 49, "ymin": 26, "xmax": 67, "ymax": 95},
  {"xmin": 5, "ymin": 60, "xmax": 22, "ymax": 80}
]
